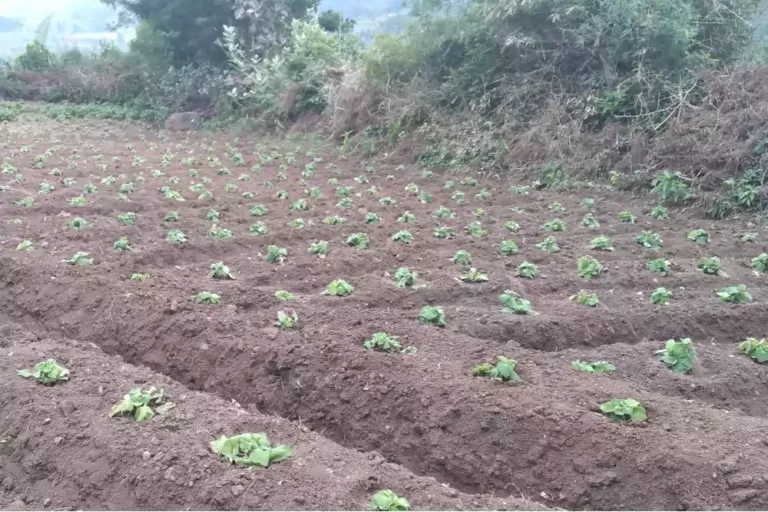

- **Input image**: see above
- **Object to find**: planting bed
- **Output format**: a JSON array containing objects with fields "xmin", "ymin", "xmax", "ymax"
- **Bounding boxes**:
[{"xmin": 2, "ymin": 112, "xmax": 768, "ymax": 510}]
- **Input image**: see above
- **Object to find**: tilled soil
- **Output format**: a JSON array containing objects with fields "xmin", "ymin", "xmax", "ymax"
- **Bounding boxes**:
[{"xmin": 2, "ymin": 114, "xmax": 768, "ymax": 510}]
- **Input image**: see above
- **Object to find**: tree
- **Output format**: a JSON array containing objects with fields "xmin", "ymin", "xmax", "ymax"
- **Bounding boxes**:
[{"xmin": 318, "ymin": 9, "xmax": 355, "ymax": 33}]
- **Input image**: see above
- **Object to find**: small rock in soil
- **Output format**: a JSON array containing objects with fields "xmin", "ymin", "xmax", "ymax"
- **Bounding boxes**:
[
  {"xmin": 1, "ymin": 476, "xmax": 14, "ymax": 491},
  {"xmin": 727, "ymin": 474, "xmax": 753, "ymax": 489},
  {"xmin": 142, "ymin": 451, "xmax": 151, "ymax": 461},
  {"xmin": 43, "ymin": 498, "xmax": 51, "ymax": 508},
  {"xmin": 53, "ymin": 437, "xmax": 62, "ymax": 445},
  {"xmin": 8, "ymin": 500, "xmax": 25, "ymax": 510},
  {"xmin": 730, "ymin": 489, "xmax": 759, "ymax": 504}
]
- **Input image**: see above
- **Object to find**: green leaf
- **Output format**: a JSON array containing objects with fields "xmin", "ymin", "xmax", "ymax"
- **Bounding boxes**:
[
  {"xmin": 16, "ymin": 369, "xmax": 33, "ymax": 378},
  {"xmin": 135, "ymin": 405, "xmax": 154, "ymax": 422},
  {"xmin": 249, "ymin": 448, "xmax": 271, "ymax": 467},
  {"xmin": 269, "ymin": 445, "xmax": 293, "ymax": 462}
]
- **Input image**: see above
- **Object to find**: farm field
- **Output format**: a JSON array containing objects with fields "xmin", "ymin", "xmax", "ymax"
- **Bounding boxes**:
[{"xmin": 2, "ymin": 111, "xmax": 768, "ymax": 510}]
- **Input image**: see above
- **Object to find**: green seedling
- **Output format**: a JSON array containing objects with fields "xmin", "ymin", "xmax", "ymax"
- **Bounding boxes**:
[
  {"xmin": 327, "ymin": 279, "xmax": 354, "ymax": 296},
  {"xmin": 451, "ymin": 191, "xmax": 465, "ymax": 203},
  {"xmin": 544, "ymin": 219, "xmax": 565, "ymax": 232},
  {"xmin": 600, "ymin": 399, "xmax": 647, "ymax": 423},
  {"xmin": 250, "ymin": 222, "xmax": 268, "ymax": 235},
  {"xmin": 306, "ymin": 187, "xmax": 321, "ymax": 198},
  {"xmin": 165, "ymin": 189, "xmax": 185, "ymax": 201},
  {"xmin": 472, "ymin": 356, "xmax": 521, "ymax": 383},
  {"xmin": 275, "ymin": 290, "xmax": 294, "ymax": 302},
  {"xmin": 40, "ymin": 182, "xmax": 55, "ymax": 194},
  {"xmin": 738, "ymin": 338, "xmax": 768, "ymax": 363},
  {"xmin": 647, "ymin": 258, "xmax": 670, "ymax": 275},
  {"xmin": 83, "ymin": 183, "xmax": 97, "ymax": 194},
  {"xmin": 17, "ymin": 359, "xmax": 70, "ymax": 385},
  {"xmin": 323, "ymin": 216, "xmax": 347, "ymax": 225},
  {"xmin": 371, "ymin": 489, "xmax": 411, "ymax": 511},
  {"xmin": 392, "ymin": 230, "xmax": 414, "ymax": 244},
  {"xmin": 636, "ymin": 231, "xmax": 663, "ymax": 249},
  {"xmin": 452, "ymin": 250, "xmax": 472, "ymax": 266},
  {"xmin": 347, "ymin": 233, "xmax": 369, "ymax": 249},
  {"xmin": 419, "ymin": 306, "xmax": 445, "ymax": 326},
  {"xmin": 275, "ymin": 190, "xmax": 288, "ymax": 200},
  {"xmin": 211, "ymin": 433, "xmax": 293, "ymax": 468},
  {"xmin": 474, "ymin": 208, "xmax": 487, "ymax": 218},
  {"xmin": 571, "ymin": 360, "xmax": 615, "ymax": 373},
  {"xmin": 476, "ymin": 188, "xmax": 491, "ymax": 200},
  {"xmin": 364, "ymin": 213, "xmax": 379, "ymax": 224},
  {"xmin": 276, "ymin": 310, "xmax": 298, "ymax": 329},
  {"xmin": 209, "ymin": 262, "xmax": 235, "ymax": 280},
  {"xmin": 516, "ymin": 261, "xmax": 539, "ymax": 279},
  {"xmin": 167, "ymin": 229, "xmax": 187, "ymax": 244},
  {"xmin": 687, "ymin": 229, "xmax": 709, "ymax": 244},
  {"xmin": 581, "ymin": 214, "xmax": 599, "ymax": 228},
  {"xmin": 379, "ymin": 197, "xmax": 397, "ymax": 206},
  {"xmin": 265, "ymin": 245, "xmax": 288, "ymax": 264},
  {"xmin": 194, "ymin": 291, "xmax": 220, "ymax": 304},
  {"xmin": 110, "ymin": 387, "xmax": 169, "ymax": 422},
  {"xmin": 570, "ymin": 290, "xmax": 599, "ymax": 306},
  {"xmin": 16, "ymin": 240, "xmax": 33, "ymax": 251},
  {"xmin": 590, "ymin": 236, "xmax": 614, "ymax": 251},
  {"xmin": 291, "ymin": 199, "xmax": 308, "ymax": 211},
  {"xmin": 131, "ymin": 273, "xmax": 150, "ymax": 281},
  {"xmin": 500, "ymin": 290, "xmax": 531, "ymax": 314},
  {"xmin": 467, "ymin": 221, "xmax": 487, "ymax": 237},
  {"xmin": 656, "ymin": 338, "xmax": 696, "ymax": 374},
  {"xmin": 422, "ymin": 170, "xmax": 434, "ymax": 178},
  {"xmin": 742, "ymin": 232, "xmax": 758, "ymax": 242},
  {"xmin": 509, "ymin": 185, "xmax": 528, "ymax": 194},
  {"xmin": 209, "ymin": 225, "xmax": 233, "ymax": 239},
  {"xmin": 549, "ymin": 202, "xmax": 565, "ymax": 213},
  {"xmin": 618, "ymin": 211, "xmax": 636, "ymax": 224},
  {"xmin": 394, "ymin": 267, "xmax": 418, "ymax": 288},
  {"xmin": 698, "ymin": 256, "xmax": 724, "ymax": 275},
  {"xmin": 434, "ymin": 206, "xmax": 453, "ymax": 219},
  {"xmin": 363, "ymin": 332, "xmax": 415, "ymax": 354},
  {"xmin": 500, "ymin": 240, "xmax": 519, "ymax": 256},
  {"xmin": 336, "ymin": 186, "xmax": 353, "ymax": 197},
  {"xmin": 460, "ymin": 177, "xmax": 478, "ymax": 186},
  {"xmin": 404, "ymin": 183, "xmax": 419, "ymax": 195},
  {"xmin": 459, "ymin": 268, "xmax": 488, "ymax": 283},
  {"xmin": 288, "ymin": 219, "xmax": 305, "ymax": 229},
  {"xmin": 577, "ymin": 256, "xmax": 602, "ymax": 279},
  {"xmin": 504, "ymin": 221, "xmax": 521, "ymax": 232},
  {"xmin": 536, "ymin": 236, "xmax": 560, "ymax": 254},
  {"xmin": 308, "ymin": 240, "xmax": 329, "ymax": 257},
  {"xmin": 434, "ymin": 226, "xmax": 454, "ymax": 239},
  {"xmin": 250, "ymin": 205, "xmax": 268, "ymax": 217},
  {"xmin": 15, "ymin": 197, "xmax": 34, "ymax": 207},
  {"xmin": 716, "ymin": 284, "xmax": 752, "ymax": 304},
  {"xmin": 63, "ymin": 251, "xmax": 93, "ymax": 265},
  {"xmin": 118, "ymin": 212, "xmax": 136, "ymax": 226},
  {"xmin": 337, "ymin": 198, "xmax": 353, "ymax": 208},
  {"xmin": 397, "ymin": 211, "xmax": 416, "ymax": 224},
  {"xmin": 581, "ymin": 198, "xmax": 595, "ymax": 209},
  {"xmin": 651, "ymin": 287, "xmax": 672, "ymax": 305},
  {"xmin": 751, "ymin": 253, "xmax": 768, "ymax": 272},
  {"xmin": 650, "ymin": 205, "xmax": 668, "ymax": 219},
  {"xmin": 651, "ymin": 170, "xmax": 691, "ymax": 204},
  {"xmin": 444, "ymin": 180, "xmax": 455, "ymax": 190},
  {"xmin": 114, "ymin": 237, "xmax": 132, "ymax": 252},
  {"xmin": 205, "ymin": 209, "xmax": 220, "ymax": 221},
  {"xmin": 418, "ymin": 192, "xmax": 433, "ymax": 203}
]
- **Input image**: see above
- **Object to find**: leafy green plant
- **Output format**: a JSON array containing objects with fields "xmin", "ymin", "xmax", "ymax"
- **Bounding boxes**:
[
  {"xmin": 265, "ymin": 245, "xmax": 288, "ymax": 264},
  {"xmin": 509, "ymin": 185, "xmax": 528, "ymax": 195},
  {"xmin": 580, "ymin": 214, "xmax": 599, "ymax": 228},
  {"xmin": 110, "ymin": 387, "xmax": 168, "ymax": 422},
  {"xmin": 650, "ymin": 205, "xmax": 669, "ymax": 219},
  {"xmin": 634, "ymin": 232, "xmax": 662, "ymax": 249},
  {"xmin": 504, "ymin": 221, "xmax": 521, "ymax": 232},
  {"xmin": 698, "ymin": 256, "xmax": 724, "ymax": 276},
  {"xmin": 717, "ymin": 284, "xmax": 752, "ymax": 304},
  {"xmin": 63, "ymin": 251, "xmax": 93, "ymax": 265},
  {"xmin": 371, "ymin": 490, "xmax": 411, "ymax": 511},
  {"xmin": 570, "ymin": 290, "xmax": 599, "ymax": 306},
  {"xmin": 246, "ymin": 222, "xmax": 266, "ymax": 235},
  {"xmin": 364, "ymin": 213, "xmax": 379, "ymax": 224},
  {"xmin": 651, "ymin": 171, "xmax": 691, "ymax": 204},
  {"xmin": 499, "ymin": 240, "xmax": 519, "ymax": 256},
  {"xmin": 742, "ymin": 232, "xmax": 758, "ymax": 242},
  {"xmin": 16, "ymin": 240, "xmax": 33, "ymax": 251},
  {"xmin": 645, "ymin": 258, "xmax": 670, "ymax": 275},
  {"xmin": 131, "ymin": 273, "xmax": 150, "ymax": 281},
  {"xmin": 618, "ymin": 211, "xmax": 636, "ymax": 224},
  {"xmin": 39, "ymin": 182, "xmax": 55, "ymax": 194},
  {"xmin": 275, "ymin": 290, "xmax": 294, "ymax": 301},
  {"xmin": 250, "ymin": 204, "xmax": 269, "ymax": 217},
  {"xmin": 205, "ymin": 209, "xmax": 220, "ymax": 221},
  {"xmin": 210, "ymin": 433, "xmax": 293, "ymax": 468},
  {"xmin": 459, "ymin": 268, "xmax": 489, "ymax": 282},
  {"xmin": 466, "ymin": 221, "xmax": 487, "ymax": 237},
  {"xmin": 544, "ymin": 219, "xmax": 565, "ymax": 232},
  {"xmin": 194, "ymin": 291, "xmax": 220, "ymax": 304},
  {"xmin": 737, "ymin": 338, "xmax": 768, "ymax": 363},
  {"xmin": 516, "ymin": 262, "xmax": 539, "ymax": 279},
  {"xmin": 288, "ymin": 219, "xmax": 305, "ymax": 229},
  {"xmin": 500, "ymin": 290, "xmax": 531, "ymax": 314},
  {"xmin": 751, "ymin": 253, "xmax": 768, "ymax": 272},
  {"xmin": 347, "ymin": 233, "xmax": 369, "ymax": 249},
  {"xmin": 17, "ymin": 359, "xmax": 70, "ymax": 385},
  {"xmin": 535, "ymin": 236, "xmax": 559, "ymax": 254},
  {"xmin": 379, "ymin": 197, "xmax": 397, "ymax": 206},
  {"xmin": 571, "ymin": 360, "xmax": 615, "ymax": 373},
  {"xmin": 275, "ymin": 190, "xmax": 288, "ymax": 200},
  {"xmin": 276, "ymin": 310, "xmax": 298, "ymax": 329},
  {"xmin": 651, "ymin": 287, "xmax": 673, "ymax": 305},
  {"xmin": 577, "ymin": 256, "xmax": 603, "ymax": 279},
  {"xmin": 476, "ymin": 188, "xmax": 492, "ymax": 200},
  {"xmin": 394, "ymin": 267, "xmax": 418, "ymax": 288},
  {"xmin": 208, "ymin": 225, "xmax": 232, "ymax": 239},
  {"xmin": 435, "ymin": 206, "xmax": 453, "ymax": 219},
  {"xmin": 114, "ymin": 237, "xmax": 132, "ymax": 252},
  {"xmin": 656, "ymin": 338, "xmax": 696, "ymax": 373},
  {"xmin": 161, "ymin": 228, "xmax": 186, "ymax": 245},
  {"xmin": 308, "ymin": 240, "xmax": 329, "ymax": 257},
  {"xmin": 419, "ymin": 306, "xmax": 445, "ymax": 326},
  {"xmin": 327, "ymin": 279, "xmax": 354, "ymax": 296},
  {"xmin": 600, "ymin": 399, "xmax": 647, "ymax": 423},
  {"xmin": 363, "ymin": 332, "xmax": 414, "ymax": 354},
  {"xmin": 581, "ymin": 198, "xmax": 595, "ymax": 209},
  {"xmin": 392, "ymin": 230, "xmax": 413, "ymax": 244},
  {"xmin": 118, "ymin": 212, "xmax": 136, "ymax": 226},
  {"xmin": 434, "ymin": 226, "xmax": 454, "ymax": 239},
  {"xmin": 291, "ymin": 199, "xmax": 309, "ymax": 211},
  {"xmin": 452, "ymin": 250, "xmax": 472, "ymax": 266},
  {"xmin": 590, "ymin": 236, "xmax": 614, "ymax": 251},
  {"xmin": 687, "ymin": 229, "xmax": 709, "ymax": 244},
  {"xmin": 209, "ymin": 262, "xmax": 235, "ymax": 280},
  {"xmin": 165, "ymin": 211, "xmax": 180, "ymax": 222},
  {"xmin": 337, "ymin": 198, "xmax": 354, "ymax": 208},
  {"xmin": 323, "ymin": 215, "xmax": 347, "ymax": 225},
  {"xmin": 397, "ymin": 211, "xmax": 416, "ymax": 224},
  {"xmin": 472, "ymin": 356, "xmax": 521, "ymax": 383},
  {"xmin": 451, "ymin": 191, "xmax": 465, "ymax": 203}
]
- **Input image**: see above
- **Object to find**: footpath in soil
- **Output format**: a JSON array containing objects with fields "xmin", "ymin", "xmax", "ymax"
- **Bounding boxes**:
[{"xmin": 2, "ymin": 114, "xmax": 768, "ymax": 510}]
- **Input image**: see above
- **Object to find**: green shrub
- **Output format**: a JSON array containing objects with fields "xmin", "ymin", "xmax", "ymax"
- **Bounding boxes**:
[
  {"xmin": 738, "ymin": 338, "xmax": 768, "ymax": 363},
  {"xmin": 600, "ymin": 399, "xmax": 647, "ymax": 423},
  {"xmin": 656, "ymin": 338, "xmax": 696, "ymax": 373}
]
